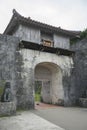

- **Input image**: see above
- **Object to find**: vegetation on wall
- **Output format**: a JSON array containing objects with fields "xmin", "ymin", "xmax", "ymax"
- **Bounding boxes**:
[
  {"xmin": 0, "ymin": 80, "xmax": 6, "ymax": 101},
  {"xmin": 80, "ymin": 28, "xmax": 87, "ymax": 39},
  {"xmin": 70, "ymin": 28, "xmax": 87, "ymax": 44}
]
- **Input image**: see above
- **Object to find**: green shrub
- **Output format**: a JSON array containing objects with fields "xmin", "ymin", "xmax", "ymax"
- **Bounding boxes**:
[{"xmin": 35, "ymin": 93, "xmax": 41, "ymax": 102}]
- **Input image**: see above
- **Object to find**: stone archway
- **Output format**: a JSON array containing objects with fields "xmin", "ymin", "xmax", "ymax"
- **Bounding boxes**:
[
  {"xmin": 18, "ymin": 49, "xmax": 73, "ymax": 109},
  {"xmin": 34, "ymin": 62, "xmax": 64, "ymax": 105}
]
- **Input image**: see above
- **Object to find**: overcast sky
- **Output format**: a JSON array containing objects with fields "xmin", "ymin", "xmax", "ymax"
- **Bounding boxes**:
[{"xmin": 0, "ymin": 0, "xmax": 87, "ymax": 33}]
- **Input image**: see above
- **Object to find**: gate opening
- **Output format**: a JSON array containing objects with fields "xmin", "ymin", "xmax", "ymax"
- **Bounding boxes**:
[
  {"xmin": 34, "ymin": 81, "xmax": 42, "ymax": 102},
  {"xmin": 34, "ymin": 62, "xmax": 64, "ymax": 108}
]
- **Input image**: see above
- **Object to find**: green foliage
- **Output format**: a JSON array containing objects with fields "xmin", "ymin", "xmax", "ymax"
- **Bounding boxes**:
[
  {"xmin": 0, "ymin": 87, "xmax": 4, "ymax": 96},
  {"xmin": 80, "ymin": 28, "xmax": 87, "ymax": 39},
  {"xmin": 34, "ymin": 81, "xmax": 42, "ymax": 101},
  {"xmin": 0, "ymin": 80, "xmax": 5, "ymax": 96},
  {"xmin": 70, "ymin": 28, "xmax": 87, "ymax": 45},
  {"xmin": 70, "ymin": 37, "xmax": 79, "ymax": 45},
  {"xmin": 35, "ymin": 93, "xmax": 41, "ymax": 101},
  {"xmin": 35, "ymin": 81, "xmax": 41, "ymax": 94}
]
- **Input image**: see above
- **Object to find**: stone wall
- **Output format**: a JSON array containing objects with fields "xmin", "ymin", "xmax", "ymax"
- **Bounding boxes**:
[
  {"xmin": 0, "ymin": 34, "xmax": 24, "ymax": 113},
  {"xmin": 70, "ymin": 38, "xmax": 87, "ymax": 106},
  {"xmin": 0, "ymin": 34, "xmax": 74, "ymax": 112},
  {"xmin": 20, "ymin": 48, "xmax": 73, "ymax": 107},
  {"xmin": 0, "ymin": 102, "xmax": 16, "ymax": 116}
]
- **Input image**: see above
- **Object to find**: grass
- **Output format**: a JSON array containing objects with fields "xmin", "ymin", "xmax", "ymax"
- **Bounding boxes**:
[{"xmin": 35, "ymin": 93, "xmax": 41, "ymax": 102}]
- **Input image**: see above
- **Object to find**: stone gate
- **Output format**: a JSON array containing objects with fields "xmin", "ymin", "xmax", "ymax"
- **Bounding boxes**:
[
  {"xmin": 19, "ymin": 47, "xmax": 73, "ymax": 109},
  {"xmin": 0, "ymin": 10, "xmax": 81, "ymax": 115}
]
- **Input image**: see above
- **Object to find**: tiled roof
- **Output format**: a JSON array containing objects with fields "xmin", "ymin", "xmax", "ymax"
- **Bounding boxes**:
[{"xmin": 4, "ymin": 9, "xmax": 81, "ymax": 37}]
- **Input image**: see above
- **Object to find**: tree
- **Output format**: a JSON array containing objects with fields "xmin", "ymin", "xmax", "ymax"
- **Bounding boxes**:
[
  {"xmin": 70, "ymin": 28, "xmax": 87, "ymax": 44},
  {"xmin": 80, "ymin": 28, "xmax": 87, "ymax": 39}
]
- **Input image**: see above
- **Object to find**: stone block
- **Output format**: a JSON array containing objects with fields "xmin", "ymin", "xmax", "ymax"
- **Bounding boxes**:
[
  {"xmin": 79, "ymin": 98, "xmax": 87, "ymax": 107},
  {"xmin": 0, "ymin": 102, "xmax": 16, "ymax": 116}
]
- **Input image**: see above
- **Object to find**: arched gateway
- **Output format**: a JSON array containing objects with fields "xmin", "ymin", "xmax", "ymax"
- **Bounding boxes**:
[
  {"xmin": 18, "ymin": 48, "xmax": 73, "ymax": 109},
  {"xmin": 0, "ymin": 10, "xmax": 80, "ymax": 116},
  {"xmin": 35, "ymin": 62, "xmax": 63, "ymax": 105}
]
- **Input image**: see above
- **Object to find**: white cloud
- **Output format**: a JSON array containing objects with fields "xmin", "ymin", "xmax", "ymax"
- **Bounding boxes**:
[{"xmin": 0, "ymin": 0, "xmax": 87, "ymax": 33}]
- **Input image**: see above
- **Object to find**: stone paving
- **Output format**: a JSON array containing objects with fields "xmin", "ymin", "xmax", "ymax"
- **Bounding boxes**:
[
  {"xmin": 0, "ymin": 111, "xmax": 65, "ymax": 130},
  {"xmin": 35, "ymin": 102, "xmax": 59, "ymax": 109},
  {"xmin": 33, "ymin": 105, "xmax": 87, "ymax": 130}
]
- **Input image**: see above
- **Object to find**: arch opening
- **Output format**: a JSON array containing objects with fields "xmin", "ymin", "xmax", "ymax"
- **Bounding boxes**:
[{"xmin": 34, "ymin": 62, "xmax": 64, "ymax": 106}]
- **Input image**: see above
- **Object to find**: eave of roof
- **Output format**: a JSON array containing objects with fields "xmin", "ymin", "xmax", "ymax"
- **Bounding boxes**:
[
  {"xmin": 4, "ymin": 9, "xmax": 81, "ymax": 38},
  {"xmin": 20, "ymin": 40, "xmax": 75, "ymax": 56}
]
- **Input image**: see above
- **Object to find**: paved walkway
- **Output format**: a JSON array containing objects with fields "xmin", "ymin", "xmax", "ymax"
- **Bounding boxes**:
[
  {"xmin": 35, "ymin": 102, "xmax": 59, "ymax": 109},
  {"xmin": 33, "ymin": 104, "xmax": 87, "ymax": 130},
  {"xmin": 0, "ymin": 103, "xmax": 87, "ymax": 130},
  {"xmin": 0, "ymin": 111, "xmax": 65, "ymax": 130}
]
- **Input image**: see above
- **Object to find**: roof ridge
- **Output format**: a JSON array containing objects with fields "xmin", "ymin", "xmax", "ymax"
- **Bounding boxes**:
[
  {"xmin": 13, "ymin": 9, "xmax": 21, "ymax": 17},
  {"xmin": 4, "ymin": 9, "xmax": 81, "ymax": 37},
  {"xmin": 12, "ymin": 9, "xmax": 61, "ymax": 30}
]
